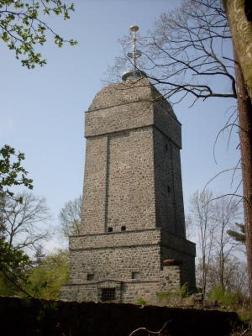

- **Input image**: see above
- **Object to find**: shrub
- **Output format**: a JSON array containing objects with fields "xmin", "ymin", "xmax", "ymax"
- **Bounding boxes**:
[
  {"xmin": 208, "ymin": 286, "xmax": 243, "ymax": 308},
  {"xmin": 156, "ymin": 284, "xmax": 191, "ymax": 306}
]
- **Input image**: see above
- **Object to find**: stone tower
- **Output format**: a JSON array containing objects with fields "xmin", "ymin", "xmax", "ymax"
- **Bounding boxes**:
[{"xmin": 61, "ymin": 73, "xmax": 196, "ymax": 304}]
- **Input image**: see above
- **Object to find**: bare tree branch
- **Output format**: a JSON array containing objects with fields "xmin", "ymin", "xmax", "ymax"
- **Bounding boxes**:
[{"xmin": 2, "ymin": 191, "xmax": 50, "ymax": 255}]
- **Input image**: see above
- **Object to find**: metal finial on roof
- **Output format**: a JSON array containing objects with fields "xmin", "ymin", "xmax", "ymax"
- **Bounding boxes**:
[
  {"xmin": 127, "ymin": 25, "xmax": 142, "ymax": 70},
  {"xmin": 122, "ymin": 25, "xmax": 145, "ymax": 81}
]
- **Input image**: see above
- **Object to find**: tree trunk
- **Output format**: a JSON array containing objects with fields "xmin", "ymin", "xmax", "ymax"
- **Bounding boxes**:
[
  {"xmin": 235, "ymin": 57, "xmax": 252, "ymax": 303},
  {"xmin": 224, "ymin": 0, "xmax": 252, "ymax": 305},
  {"xmin": 224, "ymin": 0, "xmax": 252, "ymax": 101}
]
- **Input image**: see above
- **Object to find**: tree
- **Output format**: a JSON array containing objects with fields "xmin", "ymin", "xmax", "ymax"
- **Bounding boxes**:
[
  {"xmin": 207, "ymin": 256, "xmax": 248, "ymax": 296},
  {"xmin": 0, "ymin": 145, "xmax": 33, "ymax": 295},
  {"xmin": 27, "ymin": 250, "xmax": 69, "ymax": 299},
  {"xmin": 1, "ymin": 191, "xmax": 50, "ymax": 254},
  {"xmin": 223, "ymin": 0, "xmax": 252, "ymax": 101},
  {"xmin": 190, "ymin": 190, "xmax": 242, "ymax": 296},
  {"xmin": 190, "ymin": 190, "xmax": 216, "ymax": 298},
  {"xmin": 59, "ymin": 196, "xmax": 82, "ymax": 238},
  {"xmin": 0, "ymin": 0, "xmax": 77, "ymax": 68},
  {"xmin": 211, "ymin": 197, "xmax": 241, "ymax": 290},
  {"xmin": 221, "ymin": 0, "xmax": 252, "ymax": 303},
  {"xmin": 0, "ymin": 238, "xmax": 30, "ymax": 296}
]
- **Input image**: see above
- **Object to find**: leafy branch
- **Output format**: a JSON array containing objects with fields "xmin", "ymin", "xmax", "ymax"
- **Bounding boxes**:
[{"xmin": 0, "ymin": 0, "xmax": 77, "ymax": 68}]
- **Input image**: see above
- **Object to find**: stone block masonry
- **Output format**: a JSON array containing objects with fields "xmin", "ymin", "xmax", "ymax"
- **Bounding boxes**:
[{"xmin": 61, "ymin": 76, "xmax": 196, "ymax": 304}]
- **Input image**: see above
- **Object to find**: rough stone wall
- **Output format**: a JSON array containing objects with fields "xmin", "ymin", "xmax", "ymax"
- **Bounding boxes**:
[
  {"xmin": 153, "ymin": 114, "xmax": 185, "ymax": 238},
  {"xmin": 69, "ymin": 245, "xmax": 161, "ymax": 284},
  {"xmin": 80, "ymin": 136, "xmax": 107, "ymax": 235},
  {"xmin": 64, "ymin": 237, "xmax": 163, "ymax": 304},
  {"xmin": 81, "ymin": 126, "xmax": 156, "ymax": 235},
  {"xmin": 153, "ymin": 129, "xmax": 179, "ymax": 235},
  {"xmin": 70, "ymin": 228, "xmax": 161, "ymax": 250},
  {"xmin": 107, "ymin": 127, "xmax": 156, "ymax": 231},
  {"xmin": 161, "ymin": 247, "xmax": 196, "ymax": 292},
  {"xmin": 160, "ymin": 231, "xmax": 196, "ymax": 290},
  {"xmin": 153, "ymin": 100, "xmax": 181, "ymax": 148},
  {"xmin": 160, "ymin": 265, "xmax": 182, "ymax": 292}
]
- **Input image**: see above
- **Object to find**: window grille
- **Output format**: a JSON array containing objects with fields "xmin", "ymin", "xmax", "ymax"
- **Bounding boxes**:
[
  {"xmin": 87, "ymin": 273, "xmax": 94, "ymax": 281},
  {"xmin": 101, "ymin": 288, "xmax": 116, "ymax": 302}
]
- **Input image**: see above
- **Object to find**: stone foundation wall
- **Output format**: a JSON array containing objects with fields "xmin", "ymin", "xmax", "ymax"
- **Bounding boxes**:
[
  {"xmin": 68, "ymin": 244, "xmax": 161, "ymax": 285},
  {"xmin": 62, "ymin": 273, "xmax": 183, "ymax": 305}
]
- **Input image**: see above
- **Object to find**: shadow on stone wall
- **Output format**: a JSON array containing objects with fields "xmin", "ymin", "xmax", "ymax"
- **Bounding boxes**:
[{"xmin": 0, "ymin": 297, "xmax": 242, "ymax": 336}]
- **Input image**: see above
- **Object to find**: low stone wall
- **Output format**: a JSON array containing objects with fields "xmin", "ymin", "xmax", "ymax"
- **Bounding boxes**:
[{"xmin": 0, "ymin": 296, "xmax": 242, "ymax": 336}]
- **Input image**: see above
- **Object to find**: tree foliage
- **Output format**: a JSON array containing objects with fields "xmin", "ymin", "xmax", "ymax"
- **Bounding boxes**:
[
  {"xmin": 0, "ymin": 145, "xmax": 33, "ymax": 198},
  {"xmin": 27, "ymin": 250, "xmax": 69, "ymax": 299},
  {"xmin": 227, "ymin": 223, "xmax": 246, "ymax": 244},
  {"xmin": 0, "ymin": 145, "xmax": 33, "ymax": 295},
  {"xmin": 0, "ymin": 0, "xmax": 77, "ymax": 68},
  {"xmin": 0, "ymin": 238, "xmax": 30, "ymax": 296}
]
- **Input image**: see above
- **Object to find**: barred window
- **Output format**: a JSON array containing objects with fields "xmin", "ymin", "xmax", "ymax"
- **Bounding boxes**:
[
  {"xmin": 87, "ymin": 273, "xmax": 94, "ymax": 281},
  {"xmin": 101, "ymin": 288, "xmax": 116, "ymax": 302}
]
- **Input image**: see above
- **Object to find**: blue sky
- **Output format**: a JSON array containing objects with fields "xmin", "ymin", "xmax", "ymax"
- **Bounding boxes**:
[{"xmin": 0, "ymin": 0, "xmax": 241, "ymax": 251}]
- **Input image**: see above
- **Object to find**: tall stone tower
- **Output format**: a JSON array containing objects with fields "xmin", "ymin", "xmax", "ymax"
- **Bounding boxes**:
[{"xmin": 61, "ymin": 70, "xmax": 196, "ymax": 303}]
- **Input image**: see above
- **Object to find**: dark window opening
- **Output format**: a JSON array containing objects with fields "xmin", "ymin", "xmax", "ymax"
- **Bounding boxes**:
[
  {"xmin": 121, "ymin": 226, "xmax": 126, "ymax": 231},
  {"xmin": 167, "ymin": 185, "xmax": 171, "ymax": 193},
  {"xmin": 87, "ymin": 273, "xmax": 94, "ymax": 281},
  {"xmin": 101, "ymin": 288, "xmax": 116, "ymax": 302},
  {"xmin": 108, "ymin": 227, "xmax": 113, "ymax": 232},
  {"xmin": 165, "ymin": 144, "xmax": 168, "ymax": 151},
  {"xmin": 131, "ymin": 271, "xmax": 140, "ymax": 280}
]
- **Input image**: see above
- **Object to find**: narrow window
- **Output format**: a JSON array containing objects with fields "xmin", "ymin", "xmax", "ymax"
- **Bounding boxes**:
[
  {"xmin": 108, "ymin": 227, "xmax": 113, "ymax": 232},
  {"xmin": 131, "ymin": 272, "xmax": 140, "ymax": 280},
  {"xmin": 167, "ymin": 185, "xmax": 171, "ymax": 193},
  {"xmin": 101, "ymin": 288, "xmax": 116, "ymax": 302},
  {"xmin": 121, "ymin": 226, "xmax": 126, "ymax": 231},
  {"xmin": 165, "ymin": 144, "xmax": 168, "ymax": 151},
  {"xmin": 87, "ymin": 273, "xmax": 94, "ymax": 281}
]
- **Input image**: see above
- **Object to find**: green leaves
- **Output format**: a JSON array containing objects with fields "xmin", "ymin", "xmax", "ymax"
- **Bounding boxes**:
[
  {"xmin": 2, "ymin": 31, "xmax": 9, "ymax": 42},
  {"xmin": 0, "ymin": 0, "xmax": 77, "ymax": 69},
  {"xmin": 0, "ymin": 144, "xmax": 33, "ymax": 197},
  {"xmin": 0, "ymin": 238, "xmax": 31, "ymax": 297},
  {"xmin": 27, "ymin": 251, "xmax": 69, "ymax": 299}
]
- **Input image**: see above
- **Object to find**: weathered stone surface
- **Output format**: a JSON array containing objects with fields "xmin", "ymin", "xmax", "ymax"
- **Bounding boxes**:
[{"xmin": 62, "ymin": 77, "xmax": 196, "ymax": 304}]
